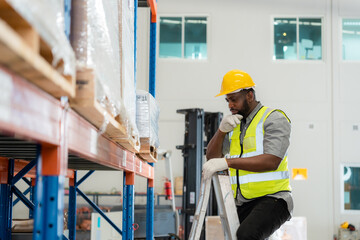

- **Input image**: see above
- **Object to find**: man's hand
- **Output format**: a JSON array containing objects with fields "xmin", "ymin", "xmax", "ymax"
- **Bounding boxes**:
[
  {"xmin": 202, "ymin": 158, "xmax": 228, "ymax": 179},
  {"xmin": 219, "ymin": 114, "xmax": 243, "ymax": 133}
]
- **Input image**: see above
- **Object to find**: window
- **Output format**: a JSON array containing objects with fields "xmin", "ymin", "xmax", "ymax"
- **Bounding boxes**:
[
  {"xmin": 159, "ymin": 17, "xmax": 182, "ymax": 58},
  {"xmin": 342, "ymin": 19, "xmax": 360, "ymax": 60},
  {"xmin": 273, "ymin": 17, "xmax": 322, "ymax": 60},
  {"xmin": 342, "ymin": 165, "xmax": 360, "ymax": 211},
  {"xmin": 274, "ymin": 18, "xmax": 297, "ymax": 60},
  {"xmin": 159, "ymin": 16, "xmax": 207, "ymax": 59}
]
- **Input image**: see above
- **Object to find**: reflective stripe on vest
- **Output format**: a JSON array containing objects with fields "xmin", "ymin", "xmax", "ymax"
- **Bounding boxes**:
[
  {"xmin": 228, "ymin": 106, "xmax": 291, "ymax": 199},
  {"xmin": 241, "ymin": 110, "xmax": 266, "ymax": 158},
  {"xmin": 230, "ymin": 171, "xmax": 289, "ymax": 185}
]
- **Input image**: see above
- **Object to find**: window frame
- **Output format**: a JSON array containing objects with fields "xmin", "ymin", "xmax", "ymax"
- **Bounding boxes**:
[
  {"xmin": 340, "ymin": 163, "xmax": 360, "ymax": 214},
  {"xmin": 341, "ymin": 17, "xmax": 360, "ymax": 62},
  {"xmin": 157, "ymin": 13, "xmax": 210, "ymax": 62},
  {"xmin": 271, "ymin": 15, "xmax": 324, "ymax": 62}
]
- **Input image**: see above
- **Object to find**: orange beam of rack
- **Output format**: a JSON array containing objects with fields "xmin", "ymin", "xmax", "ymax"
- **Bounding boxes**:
[
  {"xmin": 67, "ymin": 110, "xmax": 154, "ymax": 179},
  {"xmin": 147, "ymin": 0, "xmax": 157, "ymax": 23},
  {"xmin": 0, "ymin": 66, "xmax": 154, "ymax": 179},
  {"xmin": 0, "ymin": 67, "xmax": 61, "ymax": 146}
]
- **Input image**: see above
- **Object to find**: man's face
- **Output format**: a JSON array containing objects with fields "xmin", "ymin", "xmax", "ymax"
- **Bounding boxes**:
[{"xmin": 225, "ymin": 91, "xmax": 250, "ymax": 116}]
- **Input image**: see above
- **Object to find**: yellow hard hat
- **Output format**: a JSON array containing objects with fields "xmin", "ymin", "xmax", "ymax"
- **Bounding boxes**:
[
  {"xmin": 341, "ymin": 222, "xmax": 349, "ymax": 229},
  {"xmin": 215, "ymin": 70, "xmax": 255, "ymax": 97}
]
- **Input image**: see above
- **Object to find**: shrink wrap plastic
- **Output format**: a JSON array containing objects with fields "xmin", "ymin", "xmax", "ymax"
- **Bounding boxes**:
[
  {"xmin": 119, "ymin": 0, "xmax": 138, "ymax": 142},
  {"xmin": 71, "ymin": 0, "xmax": 121, "ymax": 117},
  {"xmin": 6, "ymin": 0, "xmax": 76, "ymax": 78},
  {"xmin": 136, "ymin": 90, "xmax": 160, "ymax": 148},
  {"xmin": 71, "ymin": 0, "xmax": 138, "ymax": 142}
]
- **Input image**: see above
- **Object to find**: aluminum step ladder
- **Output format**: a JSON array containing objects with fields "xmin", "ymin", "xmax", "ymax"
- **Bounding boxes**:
[{"xmin": 189, "ymin": 172, "xmax": 240, "ymax": 240}]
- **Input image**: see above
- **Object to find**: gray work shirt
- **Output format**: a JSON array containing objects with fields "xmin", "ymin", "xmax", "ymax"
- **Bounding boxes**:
[{"xmin": 222, "ymin": 102, "xmax": 293, "ymax": 215}]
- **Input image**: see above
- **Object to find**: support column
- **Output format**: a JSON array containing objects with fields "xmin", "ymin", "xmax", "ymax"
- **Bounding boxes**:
[
  {"xmin": 33, "ymin": 145, "xmax": 66, "ymax": 240},
  {"xmin": 146, "ymin": 178, "xmax": 154, "ymax": 240},
  {"xmin": 147, "ymin": 2, "xmax": 157, "ymax": 238},
  {"xmin": 123, "ymin": 171, "xmax": 135, "ymax": 240},
  {"xmin": 68, "ymin": 171, "xmax": 77, "ymax": 240},
  {"xmin": 148, "ymin": 10, "xmax": 157, "ymax": 98},
  {"xmin": 134, "ymin": 0, "xmax": 138, "ymax": 86},
  {"xmin": 29, "ymin": 178, "xmax": 36, "ymax": 219},
  {"xmin": 0, "ymin": 159, "xmax": 14, "ymax": 240}
]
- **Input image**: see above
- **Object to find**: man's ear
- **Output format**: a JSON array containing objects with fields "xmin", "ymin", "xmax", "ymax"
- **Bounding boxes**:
[{"xmin": 246, "ymin": 91, "xmax": 254, "ymax": 103}]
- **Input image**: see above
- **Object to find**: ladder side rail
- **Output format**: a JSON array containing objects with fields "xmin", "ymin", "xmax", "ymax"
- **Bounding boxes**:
[
  {"xmin": 215, "ymin": 174, "xmax": 240, "ymax": 240},
  {"xmin": 188, "ymin": 178, "xmax": 212, "ymax": 240}
]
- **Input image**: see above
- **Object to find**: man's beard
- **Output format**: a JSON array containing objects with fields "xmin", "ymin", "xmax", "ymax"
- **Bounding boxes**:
[{"xmin": 237, "ymin": 99, "xmax": 250, "ymax": 116}]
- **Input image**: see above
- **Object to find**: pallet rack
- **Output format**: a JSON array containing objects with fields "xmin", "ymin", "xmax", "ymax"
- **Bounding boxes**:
[{"xmin": 0, "ymin": 0, "xmax": 158, "ymax": 239}]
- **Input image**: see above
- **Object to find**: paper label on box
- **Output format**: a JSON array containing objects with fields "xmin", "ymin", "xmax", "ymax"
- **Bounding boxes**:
[
  {"xmin": 90, "ymin": 130, "xmax": 98, "ymax": 155},
  {"xmin": 132, "ymin": 155, "xmax": 135, "ymax": 171},
  {"xmin": 122, "ymin": 151, "xmax": 127, "ymax": 167},
  {"xmin": 139, "ymin": 160, "xmax": 142, "ymax": 173}
]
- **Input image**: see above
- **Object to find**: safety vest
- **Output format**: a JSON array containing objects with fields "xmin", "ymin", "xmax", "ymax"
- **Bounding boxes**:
[{"xmin": 228, "ymin": 106, "xmax": 291, "ymax": 199}]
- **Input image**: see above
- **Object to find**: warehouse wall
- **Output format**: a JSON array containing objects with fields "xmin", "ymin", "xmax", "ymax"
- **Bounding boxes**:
[
  {"xmin": 136, "ymin": 0, "xmax": 360, "ymax": 239},
  {"xmin": 332, "ymin": 0, "xmax": 360, "ymax": 233}
]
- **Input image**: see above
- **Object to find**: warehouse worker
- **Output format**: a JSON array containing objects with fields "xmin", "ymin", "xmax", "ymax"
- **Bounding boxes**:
[{"xmin": 204, "ymin": 70, "xmax": 293, "ymax": 240}]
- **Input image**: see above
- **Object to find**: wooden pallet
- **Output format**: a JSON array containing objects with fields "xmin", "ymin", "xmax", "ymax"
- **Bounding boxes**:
[
  {"xmin": 70, "ymin": 69, "xmax": 140, "ymax": 153},
  {"xmin": 137, "ymin": 138, "xmax": 157, "ymax": 163},
  {"xmin": 0, "ymin": 0, "xmax": 75, "ymax": 98}
]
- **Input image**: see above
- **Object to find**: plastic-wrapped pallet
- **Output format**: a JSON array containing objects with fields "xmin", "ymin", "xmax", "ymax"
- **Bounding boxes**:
[
  {"xmin": 119, "ymin": 0, "xmax": 138, "ymax": 143},
  {"xmin": 136, "ymin": 90, "xmax": 160, "ymax": 149},
  {"xmin": 70, "ymin": 0, "xmax": 139, "ymax": 143},
  {"xmin": 71, "ymin": 0, "xmax": 122, "ymax": 117},
  {"xmin": 6, "ymin": 0, "xmax": 76, "ymax": 78}
]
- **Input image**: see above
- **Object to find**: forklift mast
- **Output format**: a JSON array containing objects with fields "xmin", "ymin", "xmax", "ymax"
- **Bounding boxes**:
[{"xmin": 177, "ymin": 109, "xmax": 223, "ymax": 239}]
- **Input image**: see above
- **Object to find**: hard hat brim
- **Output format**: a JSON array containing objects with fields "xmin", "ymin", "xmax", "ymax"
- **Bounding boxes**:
[{"xmin": 214, "ymin": 86, "xmax": 255, "ymax": 97}]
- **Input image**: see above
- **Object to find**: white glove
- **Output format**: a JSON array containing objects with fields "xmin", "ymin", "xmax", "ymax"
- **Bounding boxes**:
[
  {"xmin": 202, "ymin": 158, "xmax": 228, "ymax": 179},
  {"xmin": 219, "ymin": 114, "xmax": 243, "ymax": 133}
]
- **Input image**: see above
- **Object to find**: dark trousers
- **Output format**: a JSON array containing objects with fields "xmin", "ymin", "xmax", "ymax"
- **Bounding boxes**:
[{"xmin": 236, "ymin": 197, "xmax": 290, "ymax": 240}]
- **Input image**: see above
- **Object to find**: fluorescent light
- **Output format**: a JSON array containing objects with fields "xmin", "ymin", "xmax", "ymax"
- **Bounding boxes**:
[
  {"xmin": 343, "ymin": 21, "xmax": 360, "ymax": 26},
  {"xmin": 186, "ymin": 20, "xmax": 207, "ymax": 24},
  {"xmin": 310, "ymin": 22, "xmax": 322, "ymax": 26},
  {"xmin": 161, "ymin": 19, "xmax": 181, "ymax": 24},
  {"xmin": 343, "ymin": 30, "xmax": 355, "ymax": 34}
]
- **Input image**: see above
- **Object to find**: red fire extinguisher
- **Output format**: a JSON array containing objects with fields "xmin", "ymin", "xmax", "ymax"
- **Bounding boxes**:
[{"xmin": 164, "ymin": 178, "xmax": 173, "ymax": 200}]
